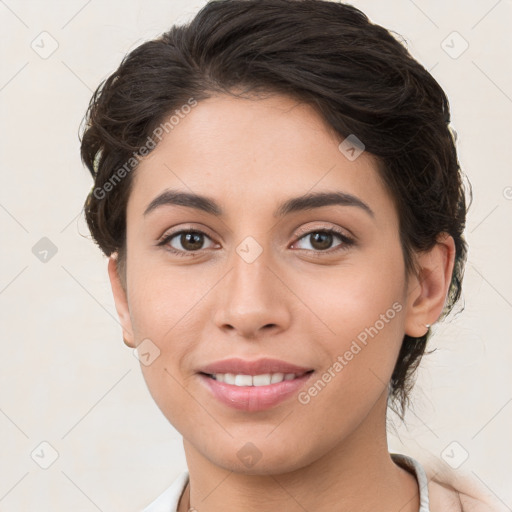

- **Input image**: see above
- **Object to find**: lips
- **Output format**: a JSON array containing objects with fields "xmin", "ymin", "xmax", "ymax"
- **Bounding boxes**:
[
  {"xmin": 196, "ymin": 358, "xmax": 315, "ymax": 412},
  {"xmin": 198, "ymin": 357, "xmax": 313, "ymax": 376}
]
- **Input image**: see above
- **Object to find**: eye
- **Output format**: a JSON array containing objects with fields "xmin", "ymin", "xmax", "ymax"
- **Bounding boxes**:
[
  {"xmin": 292, "ymin": 228, "xmax": 354, "ymax": 254},
  {"xmin": 157, "ymin": 229, "xmax": 216, "ymax": 256},
  {"xmin": 157, "ymin": 226, "xmax": 355, "ymax": 258}
]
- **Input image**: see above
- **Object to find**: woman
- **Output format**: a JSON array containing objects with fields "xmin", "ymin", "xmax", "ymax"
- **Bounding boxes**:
[{"xmin": 80, "ymin": 1, "xmax": 501, "ymax": 510}]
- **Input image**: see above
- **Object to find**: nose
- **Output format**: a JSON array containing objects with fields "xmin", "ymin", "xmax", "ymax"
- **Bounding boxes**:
[{"xmin": 213, "ymin": 245, "xmax": 292, "ymax": 339}]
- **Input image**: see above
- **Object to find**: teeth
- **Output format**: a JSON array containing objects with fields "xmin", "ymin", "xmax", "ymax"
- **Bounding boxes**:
[
  {"xmin": 270, "ymin": 372, "xmax": 284, "ymax": 384},
  {"xmin": 235, "ymin": 374, "xmax": 252, "ymax": 386},
  {"xmin": 211, "ymin": 372, "xmax": 298, "ymax": 386},
  {"xmin": 253, "ymin": 374, "xmax": 271, "ymax": 386},
  {"xmin": 224, "ymin": 373, "xmax": 236, "ymax": 385}
]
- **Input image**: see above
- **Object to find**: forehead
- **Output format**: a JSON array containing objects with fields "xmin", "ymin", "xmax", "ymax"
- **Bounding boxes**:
[{"xmin": 126, "ymin": 94, "xmax": 395, "ymax": 225}]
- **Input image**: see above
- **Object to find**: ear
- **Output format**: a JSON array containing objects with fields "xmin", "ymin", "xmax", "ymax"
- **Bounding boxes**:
[
  {"xmin": 107, "ymin": 254, "xmax": 135, "ymax": 348},
  {"xmin": 404, "ymin": 232, "xmax": 456, "ymax": 337}
]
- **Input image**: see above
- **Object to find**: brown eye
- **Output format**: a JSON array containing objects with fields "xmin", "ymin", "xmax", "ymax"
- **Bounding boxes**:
[
  {"xmin": 293, "ymin": 228, "xmax": 354, "ymax": 254},
  {"xmin": 158, "ymin": 229, "xmax": 216, "ymax": 255},
  {"xmin": 178, "ymin": 232, "xmax": 205, "ymax": 251},
  {"xmin": 309, "ymin": 232, "xmax": 334, "ymax": 250}
]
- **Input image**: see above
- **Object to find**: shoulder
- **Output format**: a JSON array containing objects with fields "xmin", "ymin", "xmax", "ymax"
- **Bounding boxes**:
[
  {"xmin": 428, "ymin": 479, "xmax": 464, "ymax": 512},
  {"xmin": 421, "ymin": 458, "xmax": 508, "ymax": 512},
  {"xmin": 392, "ymin": 451, "xmax": 507, "ymax": 512}
]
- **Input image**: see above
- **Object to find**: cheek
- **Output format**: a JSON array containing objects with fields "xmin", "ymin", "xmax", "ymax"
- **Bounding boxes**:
[
  {"xmin": 125, "ymin": 251, "xmax": 219, "ymax": 409},
  {"xmin": 295, "ymin": 251, "xmax": 406, "ymax": 397},
  {"xmin": 126, "ymin": 251, "xmax": 212, "ymax": 341},
  {"xmin": 303, "ymin": 252, "xmax": 405, "ymax": 345}
]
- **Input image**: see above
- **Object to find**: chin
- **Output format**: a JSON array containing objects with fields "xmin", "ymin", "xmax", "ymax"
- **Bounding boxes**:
[{"xmin": 201, "ymin": 437, "xmax": 316, "ymax": 476}]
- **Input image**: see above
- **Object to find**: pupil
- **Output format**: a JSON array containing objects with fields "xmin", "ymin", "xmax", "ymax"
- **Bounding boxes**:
[
  {"xmin": 311, "ymin": 232, "xmax": 331, "ymax": 250},
  {"xmin": 183, "ymin": 232, "xmax": 203, "ymax": 250}
]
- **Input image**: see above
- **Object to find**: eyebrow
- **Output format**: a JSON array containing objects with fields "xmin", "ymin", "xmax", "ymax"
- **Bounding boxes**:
[{"xmin": 143, "ymin": 189, "xmax": 374, "ymax": 218}]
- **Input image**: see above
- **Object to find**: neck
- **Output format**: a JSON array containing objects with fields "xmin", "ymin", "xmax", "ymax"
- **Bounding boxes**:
[{"xmin": 178, "ymin": 392, "xmax": 419, "ymax": 512}]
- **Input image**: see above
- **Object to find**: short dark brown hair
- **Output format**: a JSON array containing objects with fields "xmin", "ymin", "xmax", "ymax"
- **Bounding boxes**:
[{"xmin": 80, "ymin": 0, "xmax": 470, "ymax": 419}]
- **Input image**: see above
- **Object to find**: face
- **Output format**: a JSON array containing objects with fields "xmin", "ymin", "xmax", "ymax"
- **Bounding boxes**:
[{"xmin": 109, "ymin": 93, "xmax": 449, "ymax": 474}]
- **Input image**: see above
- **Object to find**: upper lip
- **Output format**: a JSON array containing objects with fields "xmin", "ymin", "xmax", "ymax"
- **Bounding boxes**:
[{"xmin": 198, "ymin": 358, "xmax": 314, "ymax": 376}]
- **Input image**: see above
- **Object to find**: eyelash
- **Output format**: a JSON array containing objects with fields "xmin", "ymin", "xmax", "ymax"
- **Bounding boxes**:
[{"xmin": 156, "ymin": 227, "xmax": 355, "ymax": 258}]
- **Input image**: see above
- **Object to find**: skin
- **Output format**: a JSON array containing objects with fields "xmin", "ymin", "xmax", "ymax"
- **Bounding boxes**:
[{"xmin": 108, "ymin": 93, "xmax": 455, "ymax": 512}]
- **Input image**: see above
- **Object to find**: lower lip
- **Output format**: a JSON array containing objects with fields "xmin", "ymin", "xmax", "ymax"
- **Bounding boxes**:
[{"xmin": 198, "ymin": 372, "xmax": 314, "ymax": 412}]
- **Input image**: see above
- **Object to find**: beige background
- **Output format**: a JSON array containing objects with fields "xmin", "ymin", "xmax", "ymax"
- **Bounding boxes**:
[{"xmin": 1, "ymin": 0, "xmax": 511, "ymax": 510}]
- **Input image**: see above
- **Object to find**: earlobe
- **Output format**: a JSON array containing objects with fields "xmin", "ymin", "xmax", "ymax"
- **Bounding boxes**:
[
  {"xmin": 107, "ymin": 254, "xmax": 135, "ymax": 348},
  {"xmin": 404, "ymin": 233, "xmax": 456, "ymax": 338}
]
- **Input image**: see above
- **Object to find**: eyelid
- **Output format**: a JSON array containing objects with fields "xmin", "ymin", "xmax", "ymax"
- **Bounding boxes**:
[
  {"xmin": 157, "ymin": 227, "xmax": 217, "ymax": 248},
  {"xmin": 292, "ymin": 222, "xmax": 354, "ymax": 241},
  {"xmin": 157, "ymin": 223, "xmax": 216, "ymax": 242}
]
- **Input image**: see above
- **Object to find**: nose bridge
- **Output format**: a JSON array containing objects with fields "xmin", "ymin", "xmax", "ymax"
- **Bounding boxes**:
[
  {"xmin": 226, "ymin": 214, "xmax": 275, "ymax": 290},
  {"xmin": 214, "ymin": 234, "xmax": 291, "ymax": 336},
  {"xmin": 228, "ymin": 235, "xmax": 277, "ymax": 305}
]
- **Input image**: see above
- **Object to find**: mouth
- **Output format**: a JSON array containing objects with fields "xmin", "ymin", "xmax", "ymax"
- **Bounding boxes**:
[
  {"xmin": 200, "ymin": 370, "xmax": 314, "ymax": 387},
  {"xmin": 195, "ymin": 358, "xmax": 315, "ymax": 412}
]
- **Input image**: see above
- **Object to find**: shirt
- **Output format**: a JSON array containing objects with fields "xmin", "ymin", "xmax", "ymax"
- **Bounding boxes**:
[{"xmin": 142, "ymin": 453, "xmax": 431, "ymax": 512}]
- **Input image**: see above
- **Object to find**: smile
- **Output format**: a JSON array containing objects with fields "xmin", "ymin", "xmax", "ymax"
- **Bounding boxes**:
[
  {"xmin": 207, "ymin": 372, "xmax": 310, "ymax": 386},
  {"xmin": 198, "ymin": 370, "xmax": 315, "ymax": 412}
]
